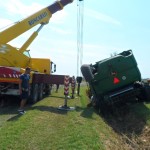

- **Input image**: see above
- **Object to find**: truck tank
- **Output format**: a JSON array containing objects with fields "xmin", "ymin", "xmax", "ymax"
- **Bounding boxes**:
[{"xmin": 81, "ymin": 50, "xmax": 150, "ymax": 113}]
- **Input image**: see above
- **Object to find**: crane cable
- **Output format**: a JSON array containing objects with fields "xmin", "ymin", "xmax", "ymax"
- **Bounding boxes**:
[{"xmin": 77, "ymin": 0, "xmax": 84, "ymax": 76}]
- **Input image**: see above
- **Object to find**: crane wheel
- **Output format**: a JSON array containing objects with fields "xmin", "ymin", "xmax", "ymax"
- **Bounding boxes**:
[
  {"xmin": 38, "ymin": 83, "xmax": 43, "ymax": 100},
  {"xmin": 32, "ymin": 84, "xmax": 38, "ymax": 103}
]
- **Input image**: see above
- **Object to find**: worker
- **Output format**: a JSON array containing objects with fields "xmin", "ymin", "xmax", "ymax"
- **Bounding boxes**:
[
  {"xmin": 18, "ymin": 67, "xmax": 31, "ymax": 114},
  {"xmin": 56, "ymin": 84, "xmax": 59, "ymax": 93}
]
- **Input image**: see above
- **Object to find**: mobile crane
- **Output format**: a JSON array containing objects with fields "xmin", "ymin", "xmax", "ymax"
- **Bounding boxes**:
[{"xmin": 0, "ymin": 0, "xmax": 73, "ymax": 103}]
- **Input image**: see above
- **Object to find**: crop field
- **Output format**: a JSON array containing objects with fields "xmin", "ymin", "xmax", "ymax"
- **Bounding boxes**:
[{"xmin": 0, "ymin": 85, "xmax": 150, "ymax": 150}]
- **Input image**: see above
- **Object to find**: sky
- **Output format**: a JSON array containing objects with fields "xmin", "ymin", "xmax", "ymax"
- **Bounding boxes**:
[{"xmin": 0, "ymin": 0, "xmax": 150, "ymax": 79}]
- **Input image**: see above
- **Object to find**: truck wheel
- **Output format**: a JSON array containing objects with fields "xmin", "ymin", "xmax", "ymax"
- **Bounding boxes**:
[
  {"xmin": 90, "ymin": 95, "xmax": 108, "ymax": 115},
  {"xmin": 144, "ymin": 85, "xmax": 150, "ymax": 102},
  {"xmin": 38, "ymin": 84, "xmax": 43, "ymax": 100},
  {"xmin": 97, "ymin": 98, "xmax": 107, "ymax": 115},
  {"xmin": 92, "ymin": 96, "xmax": 106, "ymax": 115},
  {"xmin": 45, "ymin": 84, "xmax": 52, "ymax": 96},
  {"xmin": 32, "ymin": 84, "xmax": 38, "ymax": 103},
  {"xmin": 81, "ymin": 64, "xmax": 94, "ymax": 82}
]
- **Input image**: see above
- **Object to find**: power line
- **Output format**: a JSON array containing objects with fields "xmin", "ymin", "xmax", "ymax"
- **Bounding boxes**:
[{"xmin": 77, "ymin": 0, "xmax": 84, "ymax": 76}]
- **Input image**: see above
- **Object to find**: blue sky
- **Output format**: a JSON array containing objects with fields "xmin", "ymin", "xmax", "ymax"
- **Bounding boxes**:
[{"xmin": 0, "ymin": 0, "xmax": 149, "ymax": 78}]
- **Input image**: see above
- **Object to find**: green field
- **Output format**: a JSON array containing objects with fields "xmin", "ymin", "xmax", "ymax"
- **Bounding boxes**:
[{"xmin": 0, "ymin": 86, "xmax": 150, "ymax": 150}]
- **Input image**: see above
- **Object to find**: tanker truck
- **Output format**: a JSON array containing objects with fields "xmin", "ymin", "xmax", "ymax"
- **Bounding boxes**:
[{"xmin": 81, "ymin": 50, "xmax": 150, "ymax": 114}]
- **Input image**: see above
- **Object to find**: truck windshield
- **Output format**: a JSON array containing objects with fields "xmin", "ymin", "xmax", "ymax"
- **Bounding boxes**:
[
  {"xmin": 23, "ymin": 50, "xmax": 31, "ymax": 58},
  {"xmin": 51, "ymin": 62, "xmax": 56, "ymax": 73}
]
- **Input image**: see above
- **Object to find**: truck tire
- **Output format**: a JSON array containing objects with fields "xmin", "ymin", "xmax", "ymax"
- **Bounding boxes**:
[
  {"xmin": 32, "ymin": 84, "xmax": 38, "ymax": 103},
  {"xmin": 81, "ymin": 64, "xmax": 94, "ymax": 82},
  {"xmin": 144, "ymin": 85, "xmax": 150, "ymax": 102},
  {"xmin": 38, "ymin": 83, "xmax": 43, "ymax": 100},
  {"xmin": 45, "ymin": 84, "xmax": 52, "ymax": 96},
  {"xmin": 95, "ymin": 97, "xmax": 107, "ymax": 115}
]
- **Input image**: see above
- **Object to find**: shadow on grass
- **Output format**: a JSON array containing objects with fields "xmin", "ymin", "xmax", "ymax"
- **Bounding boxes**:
[
  {"xmin": 7, "ymin": 114, "xmax": 22, "ymax": 122},
  {"xmin": 101, "ymin": 102, "xmax": 150, "ymax": 138},
  {"xmin": 49, "ymin": 95, "xmax": 65, "ymax": 99},
  {"xmin": 0, "ymin": 95, "xmax": 69, "ymax": 123},
  {"xmin": 7, "ymin": 105, "xmax": 68, "ymax": 122},
  {"xmin": 76, "ymin": 106, "xmax": 96, "ymax": 119},
  {"xmin": 30, "ymin": 105, "xmax": 68, "ymax": 115}
]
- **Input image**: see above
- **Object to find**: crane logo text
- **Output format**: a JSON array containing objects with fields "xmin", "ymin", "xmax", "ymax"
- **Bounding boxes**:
[{"xmin": 28, "ymin": 12, "xmax": 47, "ymax": 26}]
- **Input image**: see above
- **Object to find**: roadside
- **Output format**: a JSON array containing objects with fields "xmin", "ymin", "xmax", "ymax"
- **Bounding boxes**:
[{"xmin": 0, "ymin": 86, "xmax": 150, "ymax": 149}]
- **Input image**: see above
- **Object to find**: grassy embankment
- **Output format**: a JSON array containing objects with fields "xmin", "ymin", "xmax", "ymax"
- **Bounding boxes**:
[{"xmin": 0, "ymin": 85, "xmax": 150, "ymax": 150}]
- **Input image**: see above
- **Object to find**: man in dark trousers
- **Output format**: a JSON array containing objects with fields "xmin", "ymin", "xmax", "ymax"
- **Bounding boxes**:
[{"xmin": 18, "ymin": 67, "xmax": 31, "ymax": 114}]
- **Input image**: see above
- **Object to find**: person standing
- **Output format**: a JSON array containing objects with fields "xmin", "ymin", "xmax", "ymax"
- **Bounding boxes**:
[
  {"xmin": 18, "ymin": 67, "xmax": 31, "ymax": 114},
  {"xmin": 56, "ymin": 84, "xmax": 59, "ymax": 93}
]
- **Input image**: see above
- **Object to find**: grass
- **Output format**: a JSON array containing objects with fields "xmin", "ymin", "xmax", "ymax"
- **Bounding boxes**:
[{"xmin": 0, "ymin": 85, "xmax": 150, "ymax": 150}]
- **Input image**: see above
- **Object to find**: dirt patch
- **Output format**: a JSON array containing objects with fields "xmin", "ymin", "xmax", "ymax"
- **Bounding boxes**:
[{"xmin": 103, "ymin": 103, "xmax": 150, "ymax": 149}]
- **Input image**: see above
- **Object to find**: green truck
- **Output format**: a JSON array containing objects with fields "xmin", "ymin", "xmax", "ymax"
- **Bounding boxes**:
[{"xmin": 81, "ymin": 50, "xmax": 150, "ymax": 113}]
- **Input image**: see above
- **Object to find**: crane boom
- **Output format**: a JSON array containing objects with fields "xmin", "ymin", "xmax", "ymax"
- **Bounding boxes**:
[{"xmin": 0, "ymin": 0, "xmax": 73, "ymax": 44}]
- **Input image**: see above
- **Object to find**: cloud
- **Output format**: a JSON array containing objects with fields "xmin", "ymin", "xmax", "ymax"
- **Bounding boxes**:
[
  {"xmin": 50, "ymin": 11, "xmax": 68, "ymax": 24},
  {"xmin": 1, "ymin": 0, "xmax": 69, "ymax": 25},
  {"xmin": 49, "ymin": 26, "xmax": 72, "ymax": 35},
  {"xmin": 0, "ymin": 0, "xmax": 71, "ymax": 45},
  {"xmin": 2, "ymin": 0, "xmax": 43, "ymax": 17},
  {"xmin": 0, "ymin": 19, "xmax": 13, "ymax": 30},
  {"xmin": 85, "ymin": 8, "xmax": 121, "ymax": 26},
  {"xmin": 81, "ymin": 43, "xmax": 126, "ymax": 64}
]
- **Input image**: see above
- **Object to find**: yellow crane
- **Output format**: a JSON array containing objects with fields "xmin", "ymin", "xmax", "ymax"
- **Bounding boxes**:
[
  {"xmin": 0, "ymin": 0, "xmax": 73, "ymax": 73},
  {"xmin": 0, "ymin": 0, "xmax": 73, "ymax": 103}
]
